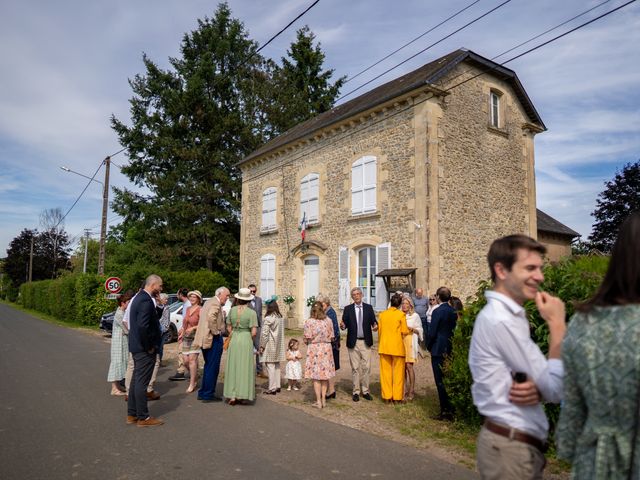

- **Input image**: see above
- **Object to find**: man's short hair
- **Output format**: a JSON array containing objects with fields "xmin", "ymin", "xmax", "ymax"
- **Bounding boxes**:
[
  {"xmin": 351, "ymin": 287, "xmax": 363, "ymax": 295},
  {"xmin": 145, "ymin": 274, "xmax": 162, "ymax": 286},
  {"xmin": 215, "ymin": 286, "xmax": 229, "ymax": 297},
  {"xmin": 178, "ymin": 288, "xmax": 188, "ymax": 297},
  {"xmin": 436, "ymin": 286, "xmax": 452, "ymax": 303},
  {"xmin": 487, "ymin": 234, "xmax": 547, "ymax": 282},
  {"xmin": 248, "ymin": 283, "xmax": 257, "ymax": 289}
]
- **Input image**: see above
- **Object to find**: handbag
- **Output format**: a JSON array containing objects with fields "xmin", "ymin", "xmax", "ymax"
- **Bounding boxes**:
[{"xmin": 223, "ymin": 333, "xmax": 232, "ymax": 351}]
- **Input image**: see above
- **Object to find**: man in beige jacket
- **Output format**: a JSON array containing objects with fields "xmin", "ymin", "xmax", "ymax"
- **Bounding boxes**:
[{"xmin": 193, "ymin": 286, "xmax": 230, "ymax": 402}]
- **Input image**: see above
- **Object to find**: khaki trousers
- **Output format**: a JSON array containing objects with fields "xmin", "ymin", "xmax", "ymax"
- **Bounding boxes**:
[
  {"xmin": 347, "ymin": 340, "xmax": 371, "ymax": 395},
  {"xmin": 379, "ymin": 354, "xmax": 405, "ymax": 400},
  {"xmin": 476, "ymin": 425, "xmax": 546, "ymax": 480},
  {"xmin": 126, "ymin": 352, "xmax": 160, "ymax": 393}
]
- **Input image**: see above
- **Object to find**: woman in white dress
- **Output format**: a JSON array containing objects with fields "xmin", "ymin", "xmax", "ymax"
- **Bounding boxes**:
[{"xmin": 401, "ymin": 295, "xmax": 423, "ymax": 400}]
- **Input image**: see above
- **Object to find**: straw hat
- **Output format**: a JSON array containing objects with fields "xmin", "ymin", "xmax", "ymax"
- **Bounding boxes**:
[
  {"xmin": 187, "ymin": 290, "xmax": 202, "ymax": 301},
  {"xmin": 234, "ymin": 287, "xmax": 254, "ymax": 301}
]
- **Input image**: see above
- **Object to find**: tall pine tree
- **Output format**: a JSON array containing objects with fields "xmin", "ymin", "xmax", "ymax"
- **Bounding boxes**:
[{"xmin": 111, "ymin": 4, "xmax": 267, "ymax": 279}]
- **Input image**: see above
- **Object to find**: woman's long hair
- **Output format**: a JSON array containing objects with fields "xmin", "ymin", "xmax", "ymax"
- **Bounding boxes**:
[
  {"xmin": 578, "ymin": 211, "xmax": 640, "ymax": 312},
  {"xmin": 310, "ymin": 301, "xmax": 326, "ymax": 320},
  {"xmin": 265, "ymin": 300, "xmax": 282, "ymax": 318}
]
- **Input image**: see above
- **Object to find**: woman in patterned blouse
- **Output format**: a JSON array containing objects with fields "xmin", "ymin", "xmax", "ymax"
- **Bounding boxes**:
[{"xmin": 556, "ymin": 211, "xmax": 640, "ymax": 479}]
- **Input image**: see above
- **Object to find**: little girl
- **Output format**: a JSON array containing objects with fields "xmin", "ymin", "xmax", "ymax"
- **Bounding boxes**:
[{"xmin": 285, "ymin": 338, "xmax": 303, "ymax": 391}]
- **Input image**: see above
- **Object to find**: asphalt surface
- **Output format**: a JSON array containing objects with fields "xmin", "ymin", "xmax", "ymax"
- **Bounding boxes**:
[{"xmin": 0, "ymin": 303, "xmax": 478, "ymax": 479}]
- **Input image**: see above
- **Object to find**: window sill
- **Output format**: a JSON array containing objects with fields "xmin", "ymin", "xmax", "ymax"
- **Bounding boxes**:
[
  {"xmin": 487, "ymin": 124, "xmax": 509, "ymax": 138},
  {"xmin": 260, "ymin": 227, "xmax": 278, "ymax": 236},
  {"xmin": 348, "ymin": 212, "xmax": 380, "ymax": 223}
]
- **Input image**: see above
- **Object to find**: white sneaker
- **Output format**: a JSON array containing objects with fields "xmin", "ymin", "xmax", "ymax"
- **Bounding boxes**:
[
  {"xmin": 287, "ymin": 386, "xmax": 292, "ymax": 391},
  {"xmin": 293, "ymin": 386, "xmax": 300, "ymax": 391}
]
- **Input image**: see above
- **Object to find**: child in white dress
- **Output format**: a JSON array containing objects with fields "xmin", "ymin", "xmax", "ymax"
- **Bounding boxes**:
[{"xmin": 285, "ymin": 338, "xmax": 303, "ymax": 391}]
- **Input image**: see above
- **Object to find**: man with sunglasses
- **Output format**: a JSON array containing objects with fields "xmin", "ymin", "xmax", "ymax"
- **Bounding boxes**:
[{"xmin": 247, "ymin": 284, "xmax": 265, "ymax": 377}]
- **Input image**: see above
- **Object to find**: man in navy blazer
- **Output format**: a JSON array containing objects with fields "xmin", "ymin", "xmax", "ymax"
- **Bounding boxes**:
[
  {"xmin": 127, "ymin": 274, "xmax": 164, "ymax": 427},
  {"xmin": 427, "ymin": 286, "xmax": 458, "ymax": 420},
  {"xmin": 340, "ymin": 287, "xmax": 377, "ymax": 402}
]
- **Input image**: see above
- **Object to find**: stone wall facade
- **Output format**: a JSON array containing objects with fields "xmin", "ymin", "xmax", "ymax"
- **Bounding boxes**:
[{"xmin": 239, "ymin": 60, "xmax": 542, "ymax": 325}]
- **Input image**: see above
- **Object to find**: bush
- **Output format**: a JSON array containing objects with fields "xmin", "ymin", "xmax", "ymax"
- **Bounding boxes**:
[
  {"xmin": 15, "ymin": 268, "xmax": 231, "ymax": 326},
  {"xmin": 444, "ymin": 255, "xmax": 609, "ymax": 432}
]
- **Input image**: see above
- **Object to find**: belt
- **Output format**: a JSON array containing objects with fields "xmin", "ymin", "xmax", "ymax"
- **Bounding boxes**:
[
  {"xmin": 357, "ymin": 337, "xmax": 365, "ymax": 340},
  {"xmin": 484, "ymin": 420, "xmax": 548, "ymax": 453}
]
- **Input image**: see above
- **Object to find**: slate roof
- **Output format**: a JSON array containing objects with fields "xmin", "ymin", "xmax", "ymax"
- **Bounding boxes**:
[
  {"xmin": 240, "ymin": 49, "xmax": 545, "ymax": 166},
  {"xmin": 537, "ymin": 209, "xmax": 580, "ymax": 238}
]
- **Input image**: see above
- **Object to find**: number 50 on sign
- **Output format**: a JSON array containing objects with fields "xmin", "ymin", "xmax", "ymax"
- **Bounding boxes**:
[{"xmin": 105, "ymin": 277, "xmax": 122, "ymax": 294}]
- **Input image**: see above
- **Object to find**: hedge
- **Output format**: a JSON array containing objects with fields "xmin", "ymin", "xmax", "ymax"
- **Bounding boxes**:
[
  {"xmin": 17, "ymin": 269, "xmax": 229, "ymax": 326},
  {"xmin": 444, "ymin": 255, "xmax": 609, "ymax": 436}
]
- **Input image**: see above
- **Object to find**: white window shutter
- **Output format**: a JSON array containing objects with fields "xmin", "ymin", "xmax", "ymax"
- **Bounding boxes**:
[
  {"xmin": 375, "ymin": 243, "xmax": 391, "ymax": 311},
  {"xmin": 338, "ymin": 246, "xmax": 350, "ymax": 308}
]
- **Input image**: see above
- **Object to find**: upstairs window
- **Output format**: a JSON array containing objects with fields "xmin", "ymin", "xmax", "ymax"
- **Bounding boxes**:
[
  {"xmin": 261, "ymin": 187, "xmax": 277, "ymax": 231},
  {"xmin": 490, "ymin": 91, "xmax": 501, "ymax": 128},
  {"xmin": 351, "ymin": 156, "xmax": 377, "ymax": 215},
  {"xmin": 300, "ymin": 173, "xmax": 319, "ymax": 223}
]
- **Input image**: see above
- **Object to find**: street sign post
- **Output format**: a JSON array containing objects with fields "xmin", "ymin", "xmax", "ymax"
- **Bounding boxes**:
[{"xmin": 105, "ymin": 277, "xmax": 122, "ymax": 294}]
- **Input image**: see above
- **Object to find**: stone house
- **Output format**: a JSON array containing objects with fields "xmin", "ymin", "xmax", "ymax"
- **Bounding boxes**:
[
  {"xmin": 536, "ymin": 209, "xmax": 579, "ymax": 262},
  {"xmin": 238, "ymin": 49, "xmax": 564, "ymax": 325}
]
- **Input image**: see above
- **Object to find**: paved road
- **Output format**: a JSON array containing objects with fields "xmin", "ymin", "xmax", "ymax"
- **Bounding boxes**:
[{"xmin": 0, "ymin": 303, "xmax": 477, "ymax": 479}]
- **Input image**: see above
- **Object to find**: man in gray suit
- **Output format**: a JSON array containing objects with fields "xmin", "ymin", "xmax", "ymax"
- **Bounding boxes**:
[{"xmin": 248, "ymin": 284, "xmax": 265, "ymax": 376}]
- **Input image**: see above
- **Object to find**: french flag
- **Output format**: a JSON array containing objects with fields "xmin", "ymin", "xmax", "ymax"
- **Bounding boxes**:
[{"xmin": 299, "ymin": 212, "xmax": 307, "ymax": 242}]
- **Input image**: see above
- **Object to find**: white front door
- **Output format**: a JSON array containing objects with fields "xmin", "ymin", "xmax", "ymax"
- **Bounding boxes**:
[{"xmin": 303, "ymin": 255, "xmax": 320, "ymax": 322}]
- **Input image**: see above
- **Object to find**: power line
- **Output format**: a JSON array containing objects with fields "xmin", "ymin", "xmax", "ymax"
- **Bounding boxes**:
[
  {"xmin": 337, "ymin": 0, "xmax": 514, "ymax": 102},
  {"xmin": 244, "ymin": 0, "xmax": 636, "ymax": 184},
  {"xmin": 443, "ymin": 0, "xmax": 637, "ymax": 93},
  {"xmin": 256, "ymin": 0, "xmax": 320, "ymax": 54},
  {"xmin": 344, "ymin": 0, "xmax": 482, "ymax": 85},
  {"xmin": 491, "ymin": 0, "xmax": 612, "ymax": 61},
  {"xmin": 55, "ymin": 161, "xmax": 103, "ymax": 229},
  {"xmin": 441, "ymin": 0, "xmax": 615, "ymax": 89}
]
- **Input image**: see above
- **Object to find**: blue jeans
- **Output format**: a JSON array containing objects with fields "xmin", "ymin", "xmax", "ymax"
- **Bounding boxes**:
[{"xmin": 198, "ymin": 335, "xmax": 223, "ymax": 400}]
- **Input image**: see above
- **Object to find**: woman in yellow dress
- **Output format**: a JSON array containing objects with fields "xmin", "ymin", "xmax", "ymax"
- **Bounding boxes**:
[{"xmin": 377, "ymin": 293, "xmax": 410, "ymax": 403}]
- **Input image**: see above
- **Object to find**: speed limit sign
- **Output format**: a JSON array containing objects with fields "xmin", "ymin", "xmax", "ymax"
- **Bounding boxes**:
[{"xmin": 105, "ymin": 277, "xmax": 122, "ymax": 294}]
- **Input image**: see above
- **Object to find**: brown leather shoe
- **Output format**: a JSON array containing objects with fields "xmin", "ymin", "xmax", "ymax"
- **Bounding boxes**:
[
  {"xmin": 126, "ymin": 415, "xmax": 138, "ymax": 425},
  {"xmin": 137, "ymin": 416, "xmax": 164, "ymax": 427},
  {"xmin": 146, "ymin": 391, "xmax": 161, "ymax": 400}
]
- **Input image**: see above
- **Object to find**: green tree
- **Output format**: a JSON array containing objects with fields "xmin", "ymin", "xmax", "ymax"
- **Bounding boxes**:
[
  {"xmin": 111, "ymin": 3, "xmax": 267, "ymax": 280},
  {"xmin": 589, "ymin": 160, "xmax": 640, "ymax": 252},
  {"xmin": 4, "ymin": 227, "xmax": 70, "ymax": 288},
  {"xmin": 268, "ymin": 26, "xmax": 345, "ymax": 135}
]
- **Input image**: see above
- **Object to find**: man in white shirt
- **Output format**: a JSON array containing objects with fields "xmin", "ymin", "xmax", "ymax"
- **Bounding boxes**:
[{"xmin": 469, "ymin": 234, "xmax": 566, "ymax": 479}]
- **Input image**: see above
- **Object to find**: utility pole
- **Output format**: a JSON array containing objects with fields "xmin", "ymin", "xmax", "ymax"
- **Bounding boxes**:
[
  {"xmin": 98, "ymin": 156, "xmax": 110, "ymax": 276},
  {"xmin": 83, "ymin": 229, "xmax": 91, "ymax": 274},
  {"xmin": 28, "ymin": 236, "xmax": 34, "ymax": 282}
]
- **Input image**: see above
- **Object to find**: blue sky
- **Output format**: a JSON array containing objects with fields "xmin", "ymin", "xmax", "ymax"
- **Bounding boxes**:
[{"xmin": 1, "ymin": 0, "xmax": 638, "ymax": 256}]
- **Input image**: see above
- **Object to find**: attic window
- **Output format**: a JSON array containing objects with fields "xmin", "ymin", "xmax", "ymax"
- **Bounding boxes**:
[{"xmin": 490, "ymin": 90, "xmax": 501, "ymax": 128}]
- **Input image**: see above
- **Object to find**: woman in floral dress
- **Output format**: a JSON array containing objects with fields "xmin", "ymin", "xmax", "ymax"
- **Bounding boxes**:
[{"xmin": 303, "ymin": 301, "xmax": 335, "ymax": 408}]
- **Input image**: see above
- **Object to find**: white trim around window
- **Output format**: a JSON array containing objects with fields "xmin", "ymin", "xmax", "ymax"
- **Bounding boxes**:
[
  {"xmin": 490, "ymin": 91, "xmax": 501, "ymax": 128},
  {"xmin": 351, "ymin": 155, "xmax": 377, "ymax": 215},
  {"xmin": 300, "ymin": 173, "xmax": 319, "ymax": 224},
  {"xmin": 261, "ymin": 187, "xmax": 277, "ymax": 232},
  {"xmin": 260, "ymin": 253, "xmax": 276, "ymax": 299}
]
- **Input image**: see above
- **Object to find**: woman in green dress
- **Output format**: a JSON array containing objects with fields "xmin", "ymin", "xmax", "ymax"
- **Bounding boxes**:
[
  {"xmin": 556, "ymin": 211, "xmax": 640, "ymax": 479},
  {"xmin": 223, "ymin": 288, "xmax": 258, "ymax": 405}
]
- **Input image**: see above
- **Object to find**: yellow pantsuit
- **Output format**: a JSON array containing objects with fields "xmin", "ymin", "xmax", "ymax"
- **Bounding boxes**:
[
  {"xmin": 379, "ymin": 353, "xmax": 405, "ymax": 400},
  {"xmin": 377, "ymin": 307, "xmax": 410, "ymax": 401}
]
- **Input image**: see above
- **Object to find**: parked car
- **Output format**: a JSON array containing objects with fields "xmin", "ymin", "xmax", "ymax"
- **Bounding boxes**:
[
  {"xmin": 168, "ymin": 298, "xmax": 211, "ymax": 343},
  {"xmin": 99, "ymin": 311, "xmax": 116, "ymax": 333},
  {"xmin": 98, "ymin": 293, "xmax": 181, "ymax": 335}
]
